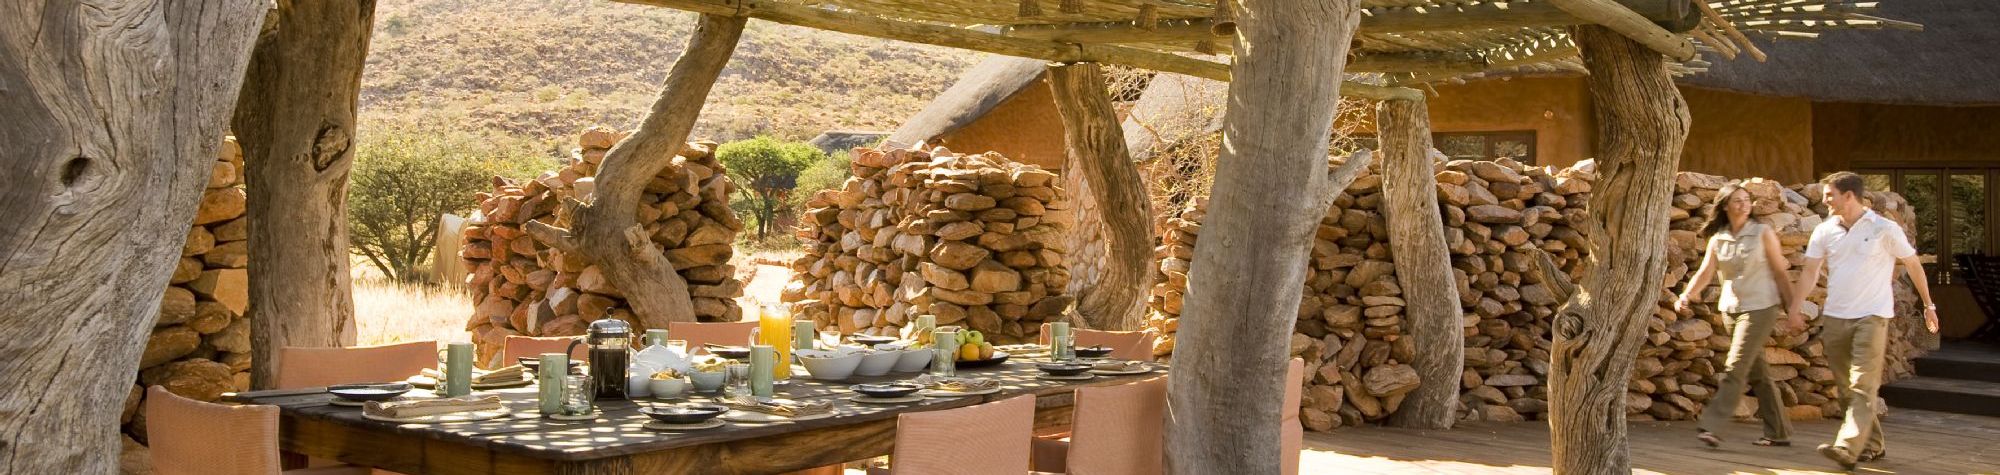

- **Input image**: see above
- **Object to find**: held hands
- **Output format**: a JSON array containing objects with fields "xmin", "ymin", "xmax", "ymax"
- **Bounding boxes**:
[{"xmin": 1784, "ymin": 302, "xmax": 1809, "ymax": 335}]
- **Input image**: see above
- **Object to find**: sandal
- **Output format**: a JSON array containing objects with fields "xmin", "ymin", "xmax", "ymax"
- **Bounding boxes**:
[
  {"xmin": 1753, "ymin": 438, "xmax": 1792, "ymax": 447},
  {"xmin": 1696, "ymin": 430, "xmax": 1722, "ymax": 448}
]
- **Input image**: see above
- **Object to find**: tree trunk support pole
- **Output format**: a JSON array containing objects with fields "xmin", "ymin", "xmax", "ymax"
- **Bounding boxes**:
[
  {"xmin": 1379, "ymin": 97, "xmax": 1465, "ymax": 430},
  {"xmin": 235, "ymin": 0, "xmax": 377, "ymax": 389},
  {"xmin": 0, "ymin": 0, "xmax": 263, "ymax": 471},
  {"xmin": 525, "ymin": 14, "xmax": 747, "ymax": 328},
  {"xmin": 1047, "ymin": 62, "xmax": 1154, "ymax": 331},
  {"xmin": 1543, "ymin": 24, "xmax": 1690, "ymax": 474},
  {"xmin": 1162, "ymin": 0, "xmax": 1367, "ymax": 472}
]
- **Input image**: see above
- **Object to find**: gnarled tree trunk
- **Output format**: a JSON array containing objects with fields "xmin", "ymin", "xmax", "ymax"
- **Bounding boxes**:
[
  {"xmin": 1047, "ymin": 62, "xmax": 1153, "ymax": 331},
  {"xmin": 1379, "ymin": 98, "xmax": 1464, "ymax": 430},
  {"xmin": 1163, "ymin": 0, "xmax": 1365, "ymax": 472},
  {"xmin": 1545, "ymin": 25, "xmax": 1689, "ymax": 474},
  {"xmin": 0, "ymin": 0, "xmax": 263, "ymax": 471},
  {"xmin": 234, "ymin": 0, "xmax": 376, "ymax": 388},
  {"xmin": 525, "ymin": 14, "xmax": 746, "ymax": 328}
]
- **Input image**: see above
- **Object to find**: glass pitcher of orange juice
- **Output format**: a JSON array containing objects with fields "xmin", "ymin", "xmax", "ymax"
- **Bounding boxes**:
[{"xmin": 757, "ymin": 303, "xmax": 793, "ymax": 381}]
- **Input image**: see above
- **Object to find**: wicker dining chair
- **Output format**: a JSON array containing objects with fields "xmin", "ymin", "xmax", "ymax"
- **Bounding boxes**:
[
  {"xmin": 1037, "ymin": 324, "xmax": 1159, "ymax": 362},
  {"xmin": 275, "ymin": 340, "xmax": 438, "ymax": 390},
  {"xmin": 145, "ymin": 386, "xmax": 369, "ymax": 475},
  {"xmin": 667, "ymin": 321, "xmax": 759, "ymax": 353},
  {"xmin": 1028, "ymin": 376, "xmax": 1168, "ymax": 475},
  {"xmin": 876, "ymin": 395, "xmax": 1036, "ymax": 475},
  {"xmin": 501, "ymin": 334, "xmax": 588, "ymax": 363}
]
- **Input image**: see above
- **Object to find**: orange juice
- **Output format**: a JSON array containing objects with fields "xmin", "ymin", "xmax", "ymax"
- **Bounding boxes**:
[{"xmin": 758, "ymin": 305, "xmax": 793, "ymax": 380}]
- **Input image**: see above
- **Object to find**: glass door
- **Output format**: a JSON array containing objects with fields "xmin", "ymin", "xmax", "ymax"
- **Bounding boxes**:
[{"xmin": 1855, "ymin": 168, "xmax": 1997, "ymax": 284}]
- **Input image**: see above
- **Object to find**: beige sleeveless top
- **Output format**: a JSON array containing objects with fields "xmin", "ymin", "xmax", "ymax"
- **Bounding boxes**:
[{"xmin": 1712, "ymin": 221, "xmax": 1781, "ymax": 313}]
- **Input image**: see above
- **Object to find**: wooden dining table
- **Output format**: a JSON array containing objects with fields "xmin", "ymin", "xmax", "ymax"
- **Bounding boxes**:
[{"xmin": 229, "ymin": 349, "xmax": 1166, "ymax": 474}]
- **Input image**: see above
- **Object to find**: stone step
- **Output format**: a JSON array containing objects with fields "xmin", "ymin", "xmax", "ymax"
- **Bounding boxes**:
[
  {"xmin": 1913, "ymin": 342, "xmax": 2000, "ymax": 384},
  {"xmin": 1880, "ymin": 376, "xmax": 2000, "ymax": 418}
]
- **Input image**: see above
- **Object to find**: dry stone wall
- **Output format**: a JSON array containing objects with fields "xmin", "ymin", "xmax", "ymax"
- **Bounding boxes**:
[
  {"xmin": 784, "ymin": 147, "xmax": 1074, "ymax": 343},
  {"xmin": 129, "ymin": 137, "xmax": 252, "ymax": 439},
  {"xmin": 1148, "ymin": 157, "xmax": 1929, "ymax": 431},
  {"xmin": 461, "ymin": 128, "xmax": 744, "ymax": 364}
]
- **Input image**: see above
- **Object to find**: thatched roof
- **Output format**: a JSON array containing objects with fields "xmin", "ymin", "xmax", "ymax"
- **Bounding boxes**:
[
  {"xmin": 1679, "ymin": 0, "xmax": 1999, "ymax": 106},
  {"xmin": 807, "ymin": 130, "xmax": 889, "ymax": 155}
]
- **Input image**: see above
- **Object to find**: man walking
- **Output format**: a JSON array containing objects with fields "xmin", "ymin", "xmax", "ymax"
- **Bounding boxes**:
[{"xmin": 1787, "ymin": 171, "xmax": 1940, "ymax": 470}]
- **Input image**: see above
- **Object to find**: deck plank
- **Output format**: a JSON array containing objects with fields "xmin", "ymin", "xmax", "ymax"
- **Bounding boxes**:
[{"xmin": 1302, "ymin": 409, "xmax": 2000, "ymax": 474}]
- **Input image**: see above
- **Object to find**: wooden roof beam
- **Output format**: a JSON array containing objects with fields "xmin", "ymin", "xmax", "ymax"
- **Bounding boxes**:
[
  {"xmin": 1545, "ymin": 0, "xmax": 1697, "ymax": 60},
  {"xmin": 613, "ymin": 0, "xmax": 1423, "ymax": 101},
  {"xmin": 1003, "ymin": 0, "xmax": 1697, "ymax": 43}
]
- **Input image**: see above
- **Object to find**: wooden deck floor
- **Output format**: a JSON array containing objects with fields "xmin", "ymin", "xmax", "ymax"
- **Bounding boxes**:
[{"xmin": 1301, "ymin": 409, "xmax": 2000, "ymax": 474}]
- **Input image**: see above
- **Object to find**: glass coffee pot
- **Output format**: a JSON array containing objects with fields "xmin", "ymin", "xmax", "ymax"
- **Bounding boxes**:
[{"xmin": 566, "ymin": 315, "xmax": 632, "ymax": 399}]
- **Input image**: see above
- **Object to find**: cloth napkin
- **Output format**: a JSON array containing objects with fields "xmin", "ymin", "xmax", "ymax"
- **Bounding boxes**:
[
  {"xmin": 1091, "ymin": 360, "xmax": 1149, "ymax": 372},
  {"xmin": 724, "ymin": 396, "xmax": 834, "ymax": 417},
  {"xmin": 364, "ymin": 395, "xmax": 502, "ymax": 419},
  {"xmin": 911, "ymin": 374, "xmax": 999, "ymax": 392}
]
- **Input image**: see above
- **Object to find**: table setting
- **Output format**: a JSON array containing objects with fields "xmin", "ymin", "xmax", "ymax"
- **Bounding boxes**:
[{"xmin": 229, "ymin": 307, "xmax": 1168, "ymax": 474}]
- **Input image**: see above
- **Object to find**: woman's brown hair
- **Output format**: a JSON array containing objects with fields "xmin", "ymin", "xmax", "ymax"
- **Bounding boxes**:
[{"xmin": 1698, "ymin": 181, "xmax": 1753, "ymax": 238}]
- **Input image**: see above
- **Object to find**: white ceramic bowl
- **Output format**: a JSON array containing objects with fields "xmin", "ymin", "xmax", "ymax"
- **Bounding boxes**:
[
  {"xmin": 795, "ymin": 349, "xmax": 865, "ymax": 381},
  {"xmin": 649, "ymin": 378, "xmax": 688, "ymax": 399},
  {"xmin": 855, "ymin": 350, "xmax": 901, "ymax": 376},
  {"xmin": 891, "ymin": 347, "xmax": 933, "ymax": 372},
  {"xmin": 688, "ymin": 371, "xmax": 726, "ymax": 392}
]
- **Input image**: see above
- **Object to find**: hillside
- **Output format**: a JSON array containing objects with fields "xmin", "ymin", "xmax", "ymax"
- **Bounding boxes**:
[{"xmin": 361, "ymin": 0, "xmax": 979, "ymax": 149}]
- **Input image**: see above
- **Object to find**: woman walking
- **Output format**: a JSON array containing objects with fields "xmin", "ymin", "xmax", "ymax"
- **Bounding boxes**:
[{"xmin": 1676, "ymin": 182, "xmax": 1797, "ymax": 448}]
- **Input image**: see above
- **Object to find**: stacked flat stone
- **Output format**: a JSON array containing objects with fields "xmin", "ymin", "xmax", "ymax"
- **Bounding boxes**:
[
  {"xmin": 461, "ymin": 128, "xmax": 743, "ymax": 365},
  {"xmin": 783, "ymin": 147, "xmax": 1074, "ymax": 344},
  {"xmin": 1146, "ymin": 157, "xmax": 1927, "ymax": 432},
  {"xmin": 131, "ymin": 136, "xmax": 252, "ymax": 440}
]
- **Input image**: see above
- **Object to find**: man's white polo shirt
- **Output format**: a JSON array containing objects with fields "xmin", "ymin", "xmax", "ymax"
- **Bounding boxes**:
[{"xmin": 1805, "ymin": 209, "xmax": 1916, "ymax": 319}]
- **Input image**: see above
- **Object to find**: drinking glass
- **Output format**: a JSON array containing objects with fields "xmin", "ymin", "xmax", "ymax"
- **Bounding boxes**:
[
  {"xmin": 725, "ymin": 363, "xmax": 753, "ymax": 398},
  {"xmin": 1052, "ymin": 334, "xmax": 1076, "ymax": 362},
  {"xmin": 819, "ymin": 330, "xmax": 842, "ymax": 349},
  {"xmin": 930, "ymin": 329, "xmax": 958, "ymax": 377},
  {"xmin": 666, "ymin": 339, "xmax": 689, "ymax": 356},
  {"xmin": 561, "ymin": 375, "xmax": 594, "ymax": 416}
]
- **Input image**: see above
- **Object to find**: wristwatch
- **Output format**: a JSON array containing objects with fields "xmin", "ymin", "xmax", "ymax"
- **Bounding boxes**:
[{"xmin": 1925, "ymin": 303, "xmax": 1937, "ymax": 310}]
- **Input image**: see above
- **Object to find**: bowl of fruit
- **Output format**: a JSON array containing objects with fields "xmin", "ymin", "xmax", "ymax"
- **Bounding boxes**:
[{"xmin": 951, "ymin": 329, "xmax": 1009, "ymax": 368}]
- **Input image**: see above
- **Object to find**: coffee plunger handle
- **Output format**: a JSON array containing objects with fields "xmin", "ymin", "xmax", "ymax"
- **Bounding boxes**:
[{"xmin": 565, "ymin": 337, "xmax": 585, "ymax": 359}]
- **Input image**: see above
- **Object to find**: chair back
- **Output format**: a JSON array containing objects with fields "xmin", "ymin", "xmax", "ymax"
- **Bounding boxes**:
[
  {"xmin": 145, "ymin": 386, "xmax": 281, "ymax": 475},
  {"xmin": 1039, "ymin": 323, "xmax": 1157, "ymax": 362},
  {"xmin": 668, "ymin": 321, "xmax": 759, "ymax": 353},
  {"xmin": 276, "ymin": 340, "xmax": 437, "ymax": 389},
  {"xmin": 1281, "ymin": 357, "xmax": 1304, "ymax": 475},
  {"xmin": 1066, "ymin": 377, "xmax": 1168, "ymax": 475},
  {"xmin": 892, "ymin": 396, "xmax": 1034, "ymax": 475},
  {"xmin": 503, "ymin": 335, "xmax": 588, "ymax": 363}
]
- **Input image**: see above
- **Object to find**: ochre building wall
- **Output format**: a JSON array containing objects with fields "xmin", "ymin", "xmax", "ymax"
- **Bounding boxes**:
[
  {"xmin": 1679, "ymin": 87, "xmax": 1816, "ymax": 183},
  {"xmin": 929, "ymin": 78, "xmax": 1069, "ymax": 171},
  {"xmin": 1813, "ymin": 102, "xmax": 2000, "ymax": 172}
]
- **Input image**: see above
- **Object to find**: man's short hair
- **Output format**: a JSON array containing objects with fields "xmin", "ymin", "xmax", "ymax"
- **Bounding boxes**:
[{"xmin": 1822, "ymin": 171, "xmax": 1866, "ymax": 197}]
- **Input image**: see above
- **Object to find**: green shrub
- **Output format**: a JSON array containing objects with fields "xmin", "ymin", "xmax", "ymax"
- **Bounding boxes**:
[
  {"xmin": 791, "ymin": 151, "xmax": 851, "ymax": 205},
  {"xmin": 716, "ymin": 136, "xmax": 823, "ymax": 240},
  {"xmin": 349, "ymin": 122, "xmax": 548, "ymax": 282}
]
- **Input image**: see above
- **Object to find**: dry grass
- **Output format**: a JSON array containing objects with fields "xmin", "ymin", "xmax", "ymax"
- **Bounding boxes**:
[{"xmin": 354, "ymin": 278, "xmax": 473, "ymax": 346}]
